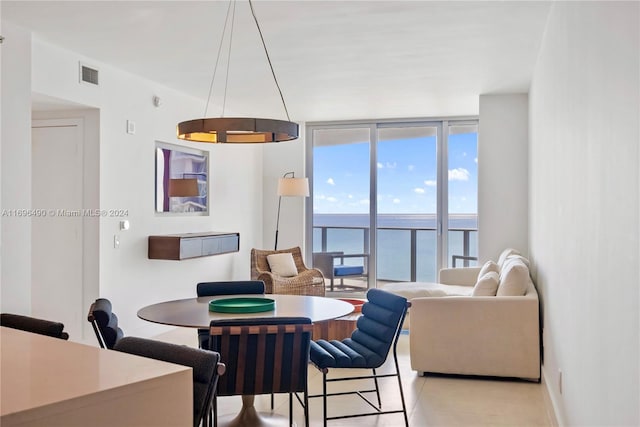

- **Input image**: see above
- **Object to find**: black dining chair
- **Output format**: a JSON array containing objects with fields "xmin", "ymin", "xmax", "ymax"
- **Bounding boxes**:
[
  {"xmin": 87, "ymin": 298, "xmax": 124, "ymax": 349},
  {"xmin": 114, "ymin": 336, "xmax": 226, "ymax": 427},
  {"xmin": 195, "ymin": 280, "xmax": 265, "ymax": 349},
  {"xmin": 1, "ymin": 313, "xmax": 69, "ymax": 340},
  {"xmin": 209, "ymin": 317, "xmax": 313, "ymax": 427},
  {"xmin": 309, "ymin": 288, "xmax": 410, "ymax": 427}
]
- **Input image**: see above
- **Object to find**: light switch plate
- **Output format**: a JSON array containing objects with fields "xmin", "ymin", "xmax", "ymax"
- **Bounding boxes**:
[{"xmin": 126, "ymin": 120, "xmax": 136, "ymax": 135}]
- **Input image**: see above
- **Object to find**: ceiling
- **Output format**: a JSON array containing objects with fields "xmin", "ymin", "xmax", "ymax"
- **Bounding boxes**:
[{"xmin": 2, "ymin": 1, "xmax": 552, "ymax": 121}]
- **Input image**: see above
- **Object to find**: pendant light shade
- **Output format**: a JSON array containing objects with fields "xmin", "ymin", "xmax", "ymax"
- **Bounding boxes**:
[
  {"xmin": 177, "ymin": 117, "xmax": 298, "ymax": 143},
  {"xmin": 177, "ymin": 0, "xmax": 298, "ymax": 144}
]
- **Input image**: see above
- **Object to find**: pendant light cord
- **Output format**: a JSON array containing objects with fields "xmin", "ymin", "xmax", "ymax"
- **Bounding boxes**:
[
  {"xmin": 204, "ymin": 0, "xmax": 234, "ymax": 117},
  {"xmin": 204, "ymin": 0, "xmax": 291, "ymax": 121},
  {"xmin": 248, "ymin": 0, "xmax": 291, "ymax": 121},
  {"xmin": 222, "ymin": 1, "xmax": 236, "ymax": 116}
]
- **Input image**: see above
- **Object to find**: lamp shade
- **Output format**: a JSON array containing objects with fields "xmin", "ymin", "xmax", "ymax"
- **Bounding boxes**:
[
  {"xmin": 277, "ymin": 177, "xmax": 309, "ymax": 197},
  {"xmin": 168, "ymin": 178, "xmax": 199, "ymax": 197}
]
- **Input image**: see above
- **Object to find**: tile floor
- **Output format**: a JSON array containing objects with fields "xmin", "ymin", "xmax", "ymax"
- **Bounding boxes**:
[{"xmin": 156, "ymin": 327, "xmax": 556, "ymax": 427}]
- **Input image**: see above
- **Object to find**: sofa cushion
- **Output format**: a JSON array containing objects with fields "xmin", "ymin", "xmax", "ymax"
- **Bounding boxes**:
[
  {"xmin": 503, "ymin": 254, "xmax": 531, "ymax": 269},
  {"xmin": 497, "ymin": 259, "xmax": 530, "ymax": 296},
  {"xmin": 472, "ymin": 271, "xmax": 499, "ymax": 296},
  {"xmin": 478, "ymin": 260, "xmax": 499, "ymax": 279},
  {"xmin": 266, "ymin": 253, "xmax": 298, "ymax": 277},
  {"xmin": 497, "ymin": 248, "xmax": 521, "ymax": 270},
  {"xmin": 381, "ymin": 282, "xmax": 472, "ymax": 299},
  {"xmin": 334, "ymin": 265, "xmax": 365, "ymax": 276}
]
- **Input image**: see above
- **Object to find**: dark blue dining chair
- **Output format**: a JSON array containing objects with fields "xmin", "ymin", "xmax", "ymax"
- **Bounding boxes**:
[
  {"xmin": 114, "ymin": 336, "xmax": 225, "ymax": 427},
  {"xmin": 209, "ymin": 317, "xmax": 312, "ymax": 427},
  {"xmin": 195, "ymin": 280, "xmax": 265, "ymax": 349},
  {"xmin": 87, "ymin": 298, "xmax": 124, "ymax": 349},
  {"xmin": 309, "ymin": 288, "xmax": 410, "ymax": 426},
  {"xmin": 1, "ymin": 313, "xmax": 69, "ymax": 340}
]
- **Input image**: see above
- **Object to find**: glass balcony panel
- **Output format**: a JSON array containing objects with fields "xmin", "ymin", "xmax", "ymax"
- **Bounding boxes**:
[
  {"xmin": 377, "ymin": 229, "xmax": 411, "ymax": 282},
  {"xmin": 416, "ymin": 229, "xmax": 437, "ymax": 282}
]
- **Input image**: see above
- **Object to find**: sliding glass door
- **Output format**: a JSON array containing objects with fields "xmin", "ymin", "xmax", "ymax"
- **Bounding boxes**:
[
  {"xmin": 307, "ymin": 119, "xmax": 478, "ymax": 296},
  {"xmin": 376, "ymin": 124, "xmax": 439, "ymax": 282}
]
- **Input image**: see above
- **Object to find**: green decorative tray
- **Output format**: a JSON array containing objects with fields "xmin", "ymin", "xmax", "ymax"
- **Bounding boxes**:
[{"xmin": 209, "ymin": 297, "xmax": 276, "ymax": 313}]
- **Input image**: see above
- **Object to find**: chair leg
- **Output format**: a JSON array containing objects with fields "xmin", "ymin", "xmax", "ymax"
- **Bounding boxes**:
[
  {"xmin": 289, "ymin": 392, "xmax": 293, "ymax": 427},
  {"xmin": 303, "ymin": 389, "xmax": 310, "ymax": 427},
  {"xmin": 213, "ymin": 397, "xmax": 218, "ymax": 427},
  {"xmin": 393, "ymin": 353, "xmax": 410, "ymax": 427},
  {"xmin": 322, "ymin": 371, "xmax": 328, "ymax": 427},
  {"xmin": 271, "ymin": 393, "xmax": 274, "ymax": 410},
  {"xmin": 372, "ymin": 368, "xmax": 381, "ymax": 408}
]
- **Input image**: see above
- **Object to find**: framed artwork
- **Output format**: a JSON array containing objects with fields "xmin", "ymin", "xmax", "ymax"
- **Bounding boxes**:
[{"xmin": 155, "ymin": 141, "xmax": 208, "ymax": 214}]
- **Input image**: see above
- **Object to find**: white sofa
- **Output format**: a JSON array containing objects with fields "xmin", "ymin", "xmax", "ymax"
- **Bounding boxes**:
[{"xmin": 407, "ymin": 250, "xmax": 540, "ymax": 381}]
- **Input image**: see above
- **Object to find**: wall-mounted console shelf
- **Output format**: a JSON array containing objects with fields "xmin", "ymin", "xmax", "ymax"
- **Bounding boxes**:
[{"xmin": 148, "ymin": 232, "xmax": 240, "ymax": 260}]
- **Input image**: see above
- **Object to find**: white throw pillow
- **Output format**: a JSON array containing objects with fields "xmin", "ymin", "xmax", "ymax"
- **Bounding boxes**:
[
  {"xmin": 497, "ymin": 248, "xmax": 521, "ymax": 270},
  {"xmin": 502, "ymin": 254, "xmax": 531, "ymax": 269},
  {"xmin": 497, "ymin": 259, "xmax": 530, "ymax": 296},
  {"xmin": 266, "ymin": 253, "xmax": 298, "ymax": 277},
  {"xmin": 472, "ymin": 271, "xmax": 499, "ymax": 296},
  {"xmin": 477, "ymin": 260, "xmax": 499, "ymax": 280}
]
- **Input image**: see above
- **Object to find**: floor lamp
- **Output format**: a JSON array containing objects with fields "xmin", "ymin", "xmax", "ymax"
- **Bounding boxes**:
[{"xmin": 275, "ymin": 172, "xmax": 309, "ymax": 250}]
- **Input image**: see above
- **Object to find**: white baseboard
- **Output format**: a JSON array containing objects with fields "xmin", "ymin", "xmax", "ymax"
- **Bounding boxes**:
[{"xmin": 541, "ymin": 365, "xmax": 564, "ymax": 426}]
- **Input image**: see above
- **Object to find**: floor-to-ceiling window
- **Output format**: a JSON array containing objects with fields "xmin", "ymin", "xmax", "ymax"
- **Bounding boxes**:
[{"xmin": 306, "ymin": 118, "xmax": 478, "ymax": 296}]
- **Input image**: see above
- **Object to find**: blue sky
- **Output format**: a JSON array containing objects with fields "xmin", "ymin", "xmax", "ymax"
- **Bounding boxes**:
[{"xmin": 313, "ymin": 132, "xmax": 478, "ymax": 214}]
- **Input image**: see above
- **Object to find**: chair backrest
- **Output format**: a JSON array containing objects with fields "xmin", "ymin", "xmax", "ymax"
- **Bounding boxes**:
[
  {"xmin": 87, "ymin": 298, "xmax": 124, "ymax": 349},
  {"xmin": 250, "ymin": 247, "xmax": 307, "ymax": 278},
  {"xmin": 0, "ymin": 313, "xmax": 69, "ymax": 340},
  {"xmin": 348, "ymin": 288, "xmax": 409, "ymax": 368},
  {"xmin": 113, "ymin": 336, "xmax": 225, "ymax": 427},
  {"xmin": 209, "ymin": 317, "xmax": 312, "ymax": 396},
  {"xmin": 312, "ymin": 252, "xmax": 344, "ymax": 276},
  {"xmin": 196, "ymin": 280, "xmax": 265, "ymax": 297}
]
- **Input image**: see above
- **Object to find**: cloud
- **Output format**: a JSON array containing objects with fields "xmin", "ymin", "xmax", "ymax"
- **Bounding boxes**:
[
  {"xmin": 359, "ymin": 199, "xmax": 369, "ymax": 205},
  {"xmin": 326, "ymin": 178, "xmax": 335, "ymax": 185},
  {"xmin": 377, "ymin": 162, "xmax": 383, "ymax": 169},
  {"xmin": 474, "ymin": 157, "xmax": 478, "ymax": 164},
  {"xmin": 408, "ymin": 165, "xmax": 415, "ymax": 172},
  {"xmin": 424, "ymin": 180, "xmax": 436, "ymax": 187},
  {"xmin": 385, "ymin": 162, "xmax": 397, "ymax": 169},
  {"xmin": 348, "ymin": 194, "xmax": 353, "ymax": 199},
  {"xmin": 326, "ymin": 196, "xmax": 338, "ymax": 202},
  {"xmin": 393, "ymin": 198, "xmax": 401, "ymax": 204},
  {"xmin": 414, "ymin": 188, "xmax": 425, "ymax": 194},
  {"xmin": 449, "ymin": 168, "xmax": 470, "ymax": 181}
]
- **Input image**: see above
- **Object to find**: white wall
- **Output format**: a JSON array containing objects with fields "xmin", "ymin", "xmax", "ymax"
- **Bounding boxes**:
[
  {"xmin": 478, "ymin": 94, "xmax": 529, "ymax": 261},
  {"xmin": 1, "ymin": 22, "xmax": 32, "ymax": 314},
  {"xmin": 1, "ymin": 30, "xmax": 265, "ymax": 340},
  {"xmin": 529, "ymin": 2, "xmax": 639, "ymax": 425}
]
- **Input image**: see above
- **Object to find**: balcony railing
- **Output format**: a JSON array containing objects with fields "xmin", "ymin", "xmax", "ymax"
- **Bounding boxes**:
[{"xmin": 313, "ymin": 225, "xmax": 477, "ymax": 283}]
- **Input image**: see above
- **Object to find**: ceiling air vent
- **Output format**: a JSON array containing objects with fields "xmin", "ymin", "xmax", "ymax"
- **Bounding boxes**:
[{"xmin": 79, "ymin": 62, "xmax": 99, "ymax": 85}]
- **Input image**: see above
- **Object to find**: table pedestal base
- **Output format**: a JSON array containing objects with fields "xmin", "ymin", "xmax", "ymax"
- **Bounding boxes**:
[{"xmin": 217, "ymin": 395, "xmax": 293, "ymax": 427}]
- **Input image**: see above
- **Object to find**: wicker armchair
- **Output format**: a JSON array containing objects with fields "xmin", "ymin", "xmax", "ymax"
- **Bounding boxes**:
[{"xmin": 251, "ymin": 247, "xmax": 325, "ymax": 296}]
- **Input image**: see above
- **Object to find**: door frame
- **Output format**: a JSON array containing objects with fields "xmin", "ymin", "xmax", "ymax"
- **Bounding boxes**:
[{"xmin": 32, "ymin": 116, "xmax": 99, "ymax": 342}]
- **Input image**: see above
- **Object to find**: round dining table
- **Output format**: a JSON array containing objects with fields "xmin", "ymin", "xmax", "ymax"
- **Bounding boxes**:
[
  {"xmin": 138, "ymin": 294, "xmax": 354, "ymax": 328},
  {"xmin": 138, "ymin": 294, "xmax": 354, "ymax": 427}
]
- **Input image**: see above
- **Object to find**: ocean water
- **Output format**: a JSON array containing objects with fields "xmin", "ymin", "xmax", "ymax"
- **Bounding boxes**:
[{"xmin": 313, "ymin": 213, "xmax": 478, "ymax": 282}]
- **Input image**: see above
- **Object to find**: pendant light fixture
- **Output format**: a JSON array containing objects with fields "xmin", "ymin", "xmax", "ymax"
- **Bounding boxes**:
[{"xmin": 177, "ymin": 0, "xmax": 298, "ymax": 144}]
